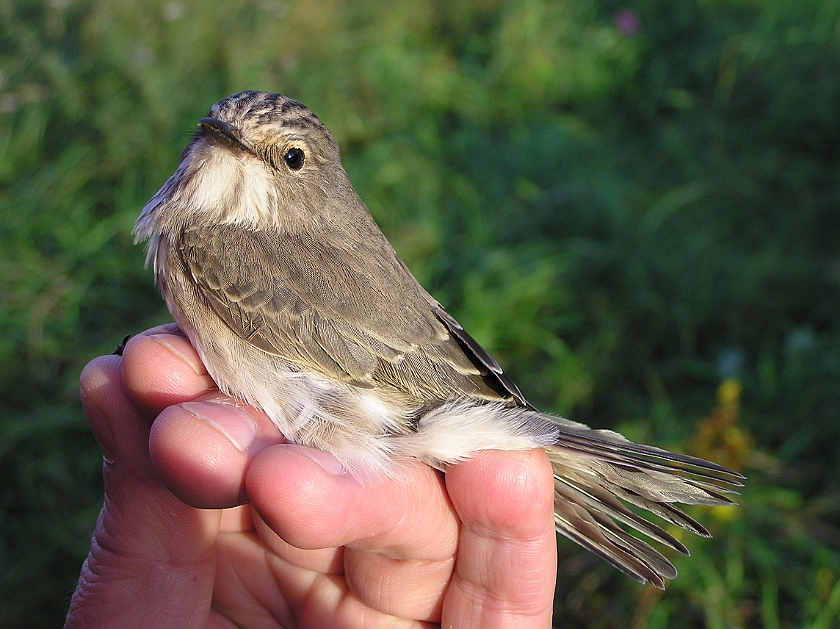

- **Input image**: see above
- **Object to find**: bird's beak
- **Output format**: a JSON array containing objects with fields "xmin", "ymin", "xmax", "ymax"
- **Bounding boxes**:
[{"xmin": 198, "ymin": 117, "xmax": 246, "ymax": 150}]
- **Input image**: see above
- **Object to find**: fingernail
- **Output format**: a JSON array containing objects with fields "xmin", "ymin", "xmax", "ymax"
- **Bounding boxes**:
[
  {"xmin": 286, "ymin": 444, "xmax": 346, "ymax": 476},
  {"xmin": 149, "ymin": 333, "xmax": 207, "ymax": 376},
  {"xmin": 180, "ymin": 401, "xmax": 257, "ymax": 451}
]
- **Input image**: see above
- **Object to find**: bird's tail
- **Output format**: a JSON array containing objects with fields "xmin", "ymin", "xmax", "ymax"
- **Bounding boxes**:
[
  {"xmin": 545, "ymin": 418, "xmax": 743, "ymax": 589},
  {"xmin": 408, "ymin": 400, "xmax": 743, "ymax": 587}
]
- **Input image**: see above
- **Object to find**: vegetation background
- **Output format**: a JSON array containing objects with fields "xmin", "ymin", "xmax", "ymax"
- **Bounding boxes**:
[{"xmin": 2, "ymin": 0, "xmax": 839, "ymax": 626}]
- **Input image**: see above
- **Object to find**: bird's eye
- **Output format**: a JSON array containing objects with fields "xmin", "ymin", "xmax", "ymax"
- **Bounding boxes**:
[{"xmin": 283, "ymin": 148, "xmax": 305, "ymax": 170}]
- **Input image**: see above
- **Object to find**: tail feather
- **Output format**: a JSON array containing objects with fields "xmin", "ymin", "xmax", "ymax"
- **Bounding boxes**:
[
  {"xmin": 605, "ymin": 483, "xmax": 713, "ymax": 538},
  {"xmin": 554, "ymin": 476, "xmax": 690, "ymax": 554},
  {"xmin": 553, "ymin": 496, "xmax": 675, "ymax": 589},
  {"xmin": 545, "ymin": 416, "xmax": 743, "ymax": 588},
  {"xmin": 547, "ymin": 424, "xmax": 744, "ymax": 484},
  {"xmin": 596, "ymin": 522, "xmax": 678, "ymax": 583}
]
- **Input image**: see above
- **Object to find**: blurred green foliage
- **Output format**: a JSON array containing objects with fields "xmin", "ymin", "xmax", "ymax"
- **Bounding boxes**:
[{"xmin": 1, "ymin": 0, "xmax": 839, "ymax": 626}]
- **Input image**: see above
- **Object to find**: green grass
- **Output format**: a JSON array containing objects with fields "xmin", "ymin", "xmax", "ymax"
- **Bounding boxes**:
[{"xmin": 2, "ymin": 0, "xmax": 839, "ymax": 626}]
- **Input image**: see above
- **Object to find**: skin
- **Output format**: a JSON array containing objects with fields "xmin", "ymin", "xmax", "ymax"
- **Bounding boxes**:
[{"xmin": 65, "ymin": 325, "xmax": 557, "ymax": 629}]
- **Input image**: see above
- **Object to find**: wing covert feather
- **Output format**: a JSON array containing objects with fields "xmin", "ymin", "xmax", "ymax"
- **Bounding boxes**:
[{"xmin": 176, "ymin": 224, "xmax": 514, "ymax": 402}]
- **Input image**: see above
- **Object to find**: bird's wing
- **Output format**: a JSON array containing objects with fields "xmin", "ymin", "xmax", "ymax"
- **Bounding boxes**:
[{"xmin": 176, "ymin": 223, "xmax": 522, "ymax": 403}]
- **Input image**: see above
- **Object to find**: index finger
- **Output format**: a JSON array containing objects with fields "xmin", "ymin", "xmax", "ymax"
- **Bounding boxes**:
[{"xmin": 245, "ymin": 445, "xmax": 459, "ymax": 562}]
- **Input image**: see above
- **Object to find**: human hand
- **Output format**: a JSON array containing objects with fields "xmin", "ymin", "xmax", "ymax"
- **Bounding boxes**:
[{"xmin": 65, "ymin": 325, "xmax": 556, "ymax": 628}]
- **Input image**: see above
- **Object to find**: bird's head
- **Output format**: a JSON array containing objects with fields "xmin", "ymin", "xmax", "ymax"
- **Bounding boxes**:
[{"xmin": 135, "ymin": 91, "xmax": 351, "ymax": 242}]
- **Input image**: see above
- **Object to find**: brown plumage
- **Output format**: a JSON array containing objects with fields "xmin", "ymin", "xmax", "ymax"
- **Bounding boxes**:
[{"xmin": 135, "ymin": 91, "xmax": 743, "ymax": 588}]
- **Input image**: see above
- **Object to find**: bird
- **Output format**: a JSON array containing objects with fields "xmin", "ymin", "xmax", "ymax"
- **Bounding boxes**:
[{"xmin": 134, "ymin": 90, "xmax": 744, "ymax": 589}]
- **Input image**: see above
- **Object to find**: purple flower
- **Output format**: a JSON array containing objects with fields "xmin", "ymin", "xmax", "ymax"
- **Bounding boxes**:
[{"xmin": 615, "ymin": 9, "xmax": 640, "ymax": 36}]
